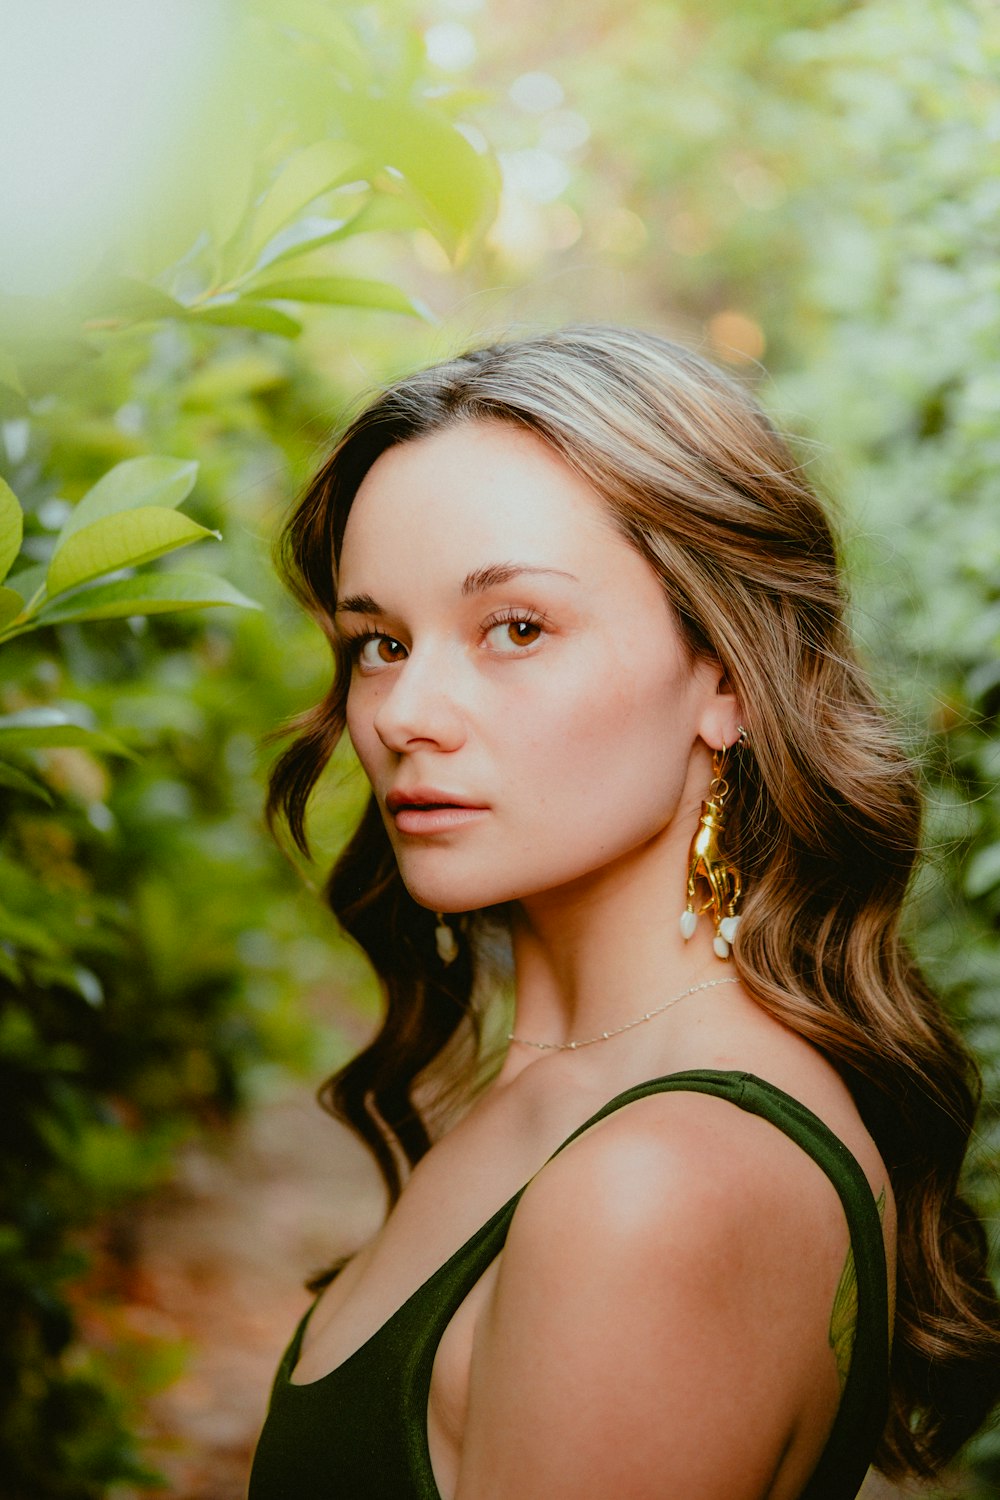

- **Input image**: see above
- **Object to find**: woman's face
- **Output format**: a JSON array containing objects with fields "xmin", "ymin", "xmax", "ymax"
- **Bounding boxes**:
[{"xmin": 336, "ymin": 420, "xmax": 732, "ymax": 914}]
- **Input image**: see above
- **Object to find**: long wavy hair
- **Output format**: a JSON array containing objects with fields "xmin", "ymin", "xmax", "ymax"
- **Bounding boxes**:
[{"xmin": 267, "ymin": 325, "xmax": 1000, "ymax": 1479}]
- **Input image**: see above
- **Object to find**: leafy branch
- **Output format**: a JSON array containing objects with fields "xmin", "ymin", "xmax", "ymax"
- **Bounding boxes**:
[{"xmin": 0, "ymin": 457, "xmax": 258, "ymax": 796}]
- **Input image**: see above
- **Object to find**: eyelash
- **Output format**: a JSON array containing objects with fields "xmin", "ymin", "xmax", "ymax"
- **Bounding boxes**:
[
  {"xmin": 342, "ymin": 630, "xmax": 404, "ymax": 666},
  {"xmin": 342, "ymin": 608, "xmax": 549, "ymax": 666},
  {"xmin": 483, "ymin": 606, "xmax": 547, "ymax": 641}
]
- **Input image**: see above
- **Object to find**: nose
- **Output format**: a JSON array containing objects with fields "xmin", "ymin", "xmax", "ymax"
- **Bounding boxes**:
[{"xmin": 371, "ymin": 644, "xmax": 467, "ymax": 755}]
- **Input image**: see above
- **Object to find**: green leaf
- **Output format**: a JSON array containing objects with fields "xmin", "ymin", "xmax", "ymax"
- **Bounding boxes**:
[
  {"xmin": 336, "ymin": 92, "xmax": 499, "ymax": 262},
  {"xmin": 0, "ymin": 759, "xmax": 53, "ymax": 803},
  {"xmin": 181, "ymin": 352, "xmax": 288, "ymax": 409},
  {"xmin": 0, "ymin": 476, "xmax": 23, "ymax": 584},
  {"xmin": 4, "ymin": 561, "xmax": 46, "ymax": 605},
  {"xmin": 184, "ymin": 301, "xmax": 303, "ymax": 337},
  {"xmin": 252, "ymin": 196, "xmax": 426, "ymax": 275},
  {"xmin": 47, "ymin": 507, "xmax": 219, "ymax": 599},
  {"xmin": 245, "ymin": 140, "xmax": 367, "ymax": 262},
  {"xmin": 0, "ymin": 349, "xmax": 24, "ymax": 396},
  {"xmin": 60, "ymin": 457, "xmax": 199, "ymax": 544},
  {"xmin": 965, "ymin": 842, "xmax": 1000, "ymax": 899},
  {"xmin": 0, "ymin": 586, "xmax": 24, "ymax": 629},
  {"xmin": 34, "ymin": 572, "xmax": 261, "ymax": 626},
  {"xmin": 38, "ymin": 963, "xmax": 104, "ymax": 1006},
  {"xmin": 254, "ymin": 0, "xmax": 370, "ymax": 78},
  {"xmin": 0, "ymin": 708, "xmax": 132, "ymax": 757},
  {"xmin": 338, "ymin": 191, "xmax": 435, "ymax": 239},
  {"xmin": 252, "ymin": 215, "xmax": 357, "ymax": 273},
  {"xmin": 252, "ymin": 275, "xmax": 429, "ymax": 317},
  {"xmin": 0, "ymin": 904, "xmax": 59, "ymax": 956},
  {"xmin": 207, "ymin": 114, "xmax": 259, "ymax": 252},
  {"xmin": 80, "ymin": 276, "xmax": 186, "ymax": 325}
]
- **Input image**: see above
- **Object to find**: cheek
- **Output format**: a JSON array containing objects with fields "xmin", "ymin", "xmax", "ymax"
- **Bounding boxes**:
[
  {"xmin": 345, "ymin": 684, "xmax": 380, "ymax": 772},
  {"xmin": 512, "ymin": 652, "xmax": 691, "ymax": 822}
]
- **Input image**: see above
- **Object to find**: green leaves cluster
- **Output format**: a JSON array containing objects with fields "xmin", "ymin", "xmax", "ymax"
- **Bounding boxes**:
[
  {"xmin": 1, "ymin": 458, "xmax": 246, "ymax": 636},
  {"xmin": 0, "ymin": 3, "xmax": 498, "ymax": 1495},
  {"xmin": 0, "ymin": 2, "xmax": 499, "ymax": 409},
  {"xmin": 0, "ymin": 457, "xmax": 257, "ymax": 807}
]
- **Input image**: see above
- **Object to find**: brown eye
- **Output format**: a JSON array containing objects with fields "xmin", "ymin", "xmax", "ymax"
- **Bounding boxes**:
[
  {"xmin": 357, "ymin": 634, "xmax": 407, "ymax": 668},
  {"xmin": 484, "ymin": 617, "xmax": 544, "ymax": 653}
]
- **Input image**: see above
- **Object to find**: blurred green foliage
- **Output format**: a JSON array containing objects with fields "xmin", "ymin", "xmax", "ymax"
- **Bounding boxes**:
[
  {"xmin": 1, "ymin": 0, "xmax": 998, "ymax": 1494},
  {"xmin": 0, "ymin": 3, "xmax": 497, "ymax": 1495},
  {"xmin": 466, "ymin": 1, "xmax": 1000, "ymax": 1490}
]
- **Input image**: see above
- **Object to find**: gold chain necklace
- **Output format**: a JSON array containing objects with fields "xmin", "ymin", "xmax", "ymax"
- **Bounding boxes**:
[{"xmin": 506, "ymin": 977, "xmax": 740, "ymax": 1052}]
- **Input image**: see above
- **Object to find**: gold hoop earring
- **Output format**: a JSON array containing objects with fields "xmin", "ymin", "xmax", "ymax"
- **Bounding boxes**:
[{"xmin": 680, "ymin": 741, "xmax": 744, "ymax": 960}]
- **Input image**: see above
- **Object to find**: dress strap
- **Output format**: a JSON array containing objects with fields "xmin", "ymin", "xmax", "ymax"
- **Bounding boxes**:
[
  {"xmin": 254, "ymin": 1069, "xmax": 890, "ymax": 1500},
  {"xmin": 540, "ymin": 1069, "xmax": 890, "ymax": 1500}
]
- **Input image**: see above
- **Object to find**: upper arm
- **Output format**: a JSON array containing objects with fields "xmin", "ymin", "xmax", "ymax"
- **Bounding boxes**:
[{"xmin": 454, "ymin": 1094, "xmax": 849, "ymax": 1500}]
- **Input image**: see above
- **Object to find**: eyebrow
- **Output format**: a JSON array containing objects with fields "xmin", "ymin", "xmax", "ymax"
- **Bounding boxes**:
[
  {"xmin": 336, "ymin": 592, "xmax": 382, "ymax": 617},
  {"xmin": 461, "ymin": 563, "xmax": 578, "ymax": 596},
  {"xmin": 335, "ymin": 563, "xmax": 578, "ymax": 617}
]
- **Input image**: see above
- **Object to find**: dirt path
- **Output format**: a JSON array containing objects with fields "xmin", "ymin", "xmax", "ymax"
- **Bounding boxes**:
[{"xmin": 126, "ymin": 1080, "xmax": 385, "ymax": 1499}]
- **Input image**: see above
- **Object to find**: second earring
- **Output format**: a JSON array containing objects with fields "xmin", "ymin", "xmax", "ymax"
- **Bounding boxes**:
[{"xmin": 435, "ymin": 912, "xmax": 459, "ymax": 965}]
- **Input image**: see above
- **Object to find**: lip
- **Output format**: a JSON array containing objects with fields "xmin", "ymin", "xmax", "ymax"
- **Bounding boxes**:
[
  {"xmin": 385, "ymin": 786, "xmax": 489, "ymax": 835},
  {"xmin": 386, "ymin": 786, "xmax": 485, "ymax": 813}
]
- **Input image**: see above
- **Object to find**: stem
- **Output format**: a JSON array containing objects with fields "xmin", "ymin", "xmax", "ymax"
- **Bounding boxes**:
[
  {"xmin": 0, "ymin": 623, "xmax": 32, "ymax": 645},
  {"xmin": 0, "ymin": 584, "xmax": 46, "ymax": 646}
]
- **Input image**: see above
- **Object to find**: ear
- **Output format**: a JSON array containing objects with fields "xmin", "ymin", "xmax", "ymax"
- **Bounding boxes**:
[{"xmin": 695, "ymin": 665, "xmax": 743, "ymax": 752}]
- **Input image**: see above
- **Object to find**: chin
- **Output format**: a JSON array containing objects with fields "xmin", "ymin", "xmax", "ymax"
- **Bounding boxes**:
[
  {"xmin": 396, "ymin": 865, "xmax": 508, "ymax": 917},
  {"xmin": 396, "ymin": 871, "xmax": 474, "ymax": 915},
  {"xmin": 395, "ymin": 843, "xmax": 643, "ymax": 915}
]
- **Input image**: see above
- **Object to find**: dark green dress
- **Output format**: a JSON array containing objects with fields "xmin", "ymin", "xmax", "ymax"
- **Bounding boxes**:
[{"xmin": 248, "ymin": 1071, "xmax": 890, "ymax": 1500}]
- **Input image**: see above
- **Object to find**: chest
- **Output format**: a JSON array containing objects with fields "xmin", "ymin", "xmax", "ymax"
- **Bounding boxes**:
[{"xmin": 291, "ymin": 1083, "xmax": 572, "ymax": 1385}]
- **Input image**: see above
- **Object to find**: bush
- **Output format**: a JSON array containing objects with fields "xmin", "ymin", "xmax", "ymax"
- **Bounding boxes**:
[{"xmin": 0, "ymin": 4, "xmax": 497, "ymax": 1493}]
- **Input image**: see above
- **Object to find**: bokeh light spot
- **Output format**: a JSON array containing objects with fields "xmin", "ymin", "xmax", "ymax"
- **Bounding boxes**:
[
  {"xmin": 424, "ymin": 21, "xmax": 478, "ymax": 71},
  {"xmin": 509, "ymin": 72, "xmax": 565, "ymax": 113},
  {"xmin": 707, "ymin": 310, "xmax": 767, "ymax": 364}
]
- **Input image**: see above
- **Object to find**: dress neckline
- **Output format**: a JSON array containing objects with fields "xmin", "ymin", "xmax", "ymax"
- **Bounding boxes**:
[{"xmin": 282, "ymin": 1068, "xmax": 882, "ymax": 1391}]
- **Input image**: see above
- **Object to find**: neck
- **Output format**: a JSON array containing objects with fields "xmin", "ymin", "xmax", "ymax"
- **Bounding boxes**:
[{"xmin": 501, "ymin": 785, "xmax": 724, "ymax": 1067}]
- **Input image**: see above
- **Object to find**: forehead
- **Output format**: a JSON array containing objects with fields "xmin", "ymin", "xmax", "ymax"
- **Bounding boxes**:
[{"xmin": 339, "ymin": 420, "xmax": 622, "ymax": 583}]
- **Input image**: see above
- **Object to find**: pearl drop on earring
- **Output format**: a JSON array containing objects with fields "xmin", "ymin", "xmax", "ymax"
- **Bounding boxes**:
[
  {"xmin": 435, "ymin": 913, "xmax": 458, "ymax": 965},
  {"xmin": 718, "ymin": 915, "xmax": 741, "ymax": 945}
]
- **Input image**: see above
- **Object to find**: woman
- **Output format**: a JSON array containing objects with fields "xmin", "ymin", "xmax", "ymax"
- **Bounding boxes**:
[{"xmin": 250, "ymin": 327, "xmax": 1000, "ymax": 1499}]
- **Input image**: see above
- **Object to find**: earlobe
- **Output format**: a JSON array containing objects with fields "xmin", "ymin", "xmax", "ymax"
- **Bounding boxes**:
[{"xmin": 697, "ymin": 669, "xmax": 743, "ymax": 752}]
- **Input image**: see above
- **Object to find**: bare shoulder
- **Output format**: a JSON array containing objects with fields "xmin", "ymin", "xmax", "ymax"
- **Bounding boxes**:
[
  {"xmin": 455, "ymin": 1086, "xmax": 856, "ymax": 1500},
  {"xmin": 508, "ymin": 1083, "xmax": 852, "ymax": 1294}
]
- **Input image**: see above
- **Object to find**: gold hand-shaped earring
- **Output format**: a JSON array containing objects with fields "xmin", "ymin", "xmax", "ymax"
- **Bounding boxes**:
[{"xmin": 680, "ymin": 729, "xmax": 746, "ymax": 960}]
